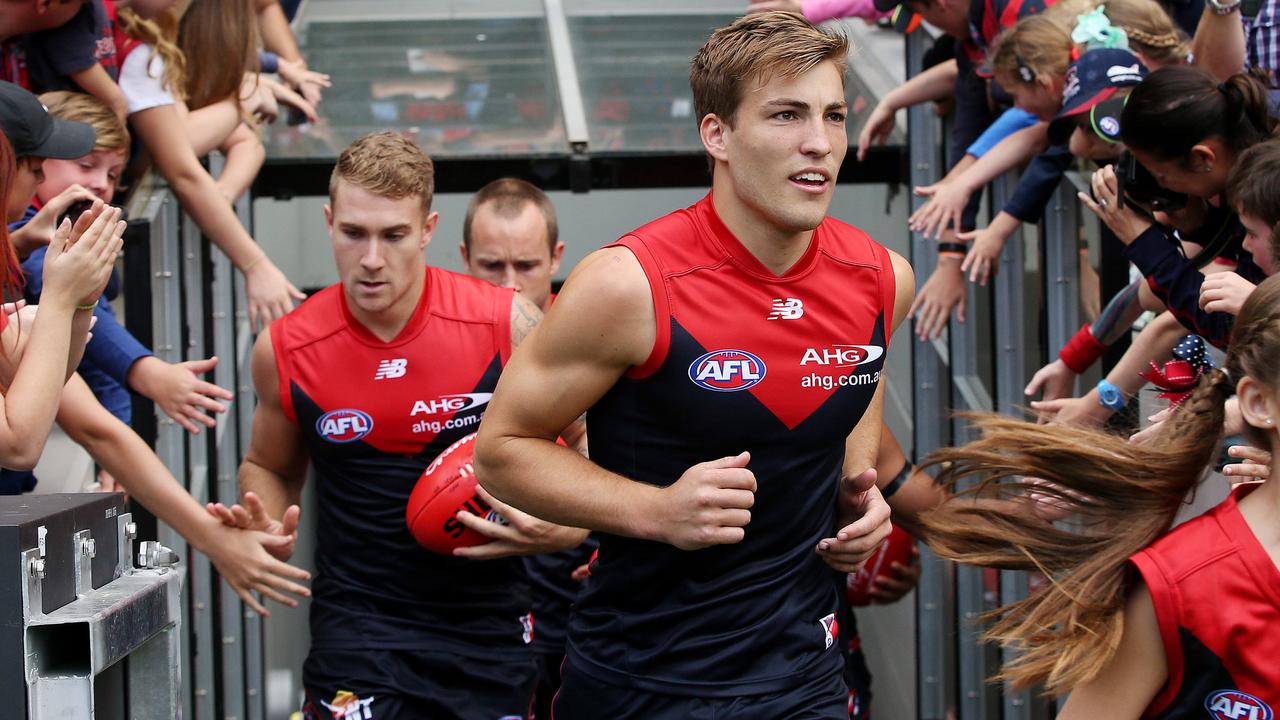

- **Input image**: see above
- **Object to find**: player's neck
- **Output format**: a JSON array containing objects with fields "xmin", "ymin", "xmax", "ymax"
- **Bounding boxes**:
[
  {"xmin": 347, "ymin": 275, "xmax": 425, "ymax": 343},
  {"xmin": 711, "ymin": 185, "xmax": 815, "ymax": 277}
]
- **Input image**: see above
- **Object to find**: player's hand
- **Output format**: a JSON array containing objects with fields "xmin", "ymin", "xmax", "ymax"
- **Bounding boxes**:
[
  {"xmin": 856, "ymin": 100, "xmax": 896, "ymax": 162},
  {"xmin": 1199, "ymin": 272, "xmax": 1256, "ymax": 315},
  {"xmin": 909, "ymin": 180, "xmax": 973, "ymax": 240},
  {"xmin": 1029, "ymin": 395, "xmax": 1109, "ymax": 427},
  {"xmin": 130, "ymin": 356, "xmax": 235, "ymax": 434},
  {"xmin": 867, "ymin": 544, "xmax": 921, "ymax": 604},
  {"xmin": 1078, "ymin": 166, "xmax": 1153, "ymax": 245},
  {"xmin": 819, "ymin": 468, "xmax": 891, "ymax": 573},
  {"xmin": 650, "ymin": 451, "xmax": 756, "ymax": 550},
  {"xmin": 1223, "ymin": 444, "xmax": 1272, "ymax": 481},
  {"xmin": 1024, "ymin": 358, "xmax": 1078, "ymax": 406},
  {"xmin": 203, "ymin": 524, "xmax": 311, "ymax": 617},
  {"xmin": 205, "ymin": 491, "xmax": 301, "ymax": 562},
  {"xmin": 244, "ymin": 256, "xmax": 305, "ymax": 331},
  {"xmin": 452, "ymin": 484, "xmax": 589, "ymax": 559},
  {"xmin": 908, "ymin": 257, "xmax": 966, "ymax": 340}
]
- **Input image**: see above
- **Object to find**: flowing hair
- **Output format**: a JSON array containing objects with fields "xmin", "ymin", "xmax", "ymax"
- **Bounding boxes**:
[{"xmin": 919, "ymin": 273, "xmax": 1280, "ymax": 695}]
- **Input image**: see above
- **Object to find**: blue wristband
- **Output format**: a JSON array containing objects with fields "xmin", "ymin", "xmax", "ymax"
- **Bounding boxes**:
[{"xmin": 1096, "ymin": 379, "xmax": 1127, "ymax": 412}]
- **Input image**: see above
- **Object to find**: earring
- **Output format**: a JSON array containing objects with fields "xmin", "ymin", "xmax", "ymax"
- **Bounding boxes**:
[
  {"xmin": 1267, "ymin": 418, "xmax": 1274, "ymax": 425},
  {"xmin": 1203, "ymin": 164, "xmax": 1214, "ymax": 173}
]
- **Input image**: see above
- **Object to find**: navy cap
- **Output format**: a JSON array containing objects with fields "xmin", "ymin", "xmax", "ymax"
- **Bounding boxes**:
[
  {"xmin": 1057, "ymin": 48, "xmax": 1147, "ymax": 119},
  {"xmin": 0, "ymin": 81, "xmax": 95, "ymax": 159}
]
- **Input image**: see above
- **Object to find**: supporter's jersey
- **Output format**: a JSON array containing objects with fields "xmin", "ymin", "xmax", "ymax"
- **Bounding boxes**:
[
  {"xmin": 568, "ymin": 193, "xmax": 897, "ymax": 696},
  {"xmin": 271, "ymin": 266, "xmax": 533, "ymax": 657},
  {"xmin": 1130, "ymin": 484, "xmax": 1280, "ymax": 719},
  {"xmin": 964, "ymin": 0, "xmax": 1054, "ymax": 64}
]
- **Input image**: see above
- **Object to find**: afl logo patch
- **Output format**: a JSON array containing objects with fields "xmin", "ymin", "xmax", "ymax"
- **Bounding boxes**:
[
  {"xmin": 689, "ymin": 349, "xmax": 766, "ymax": 392},
  {"xmin": 317, "ymin": 409, "xmax": 374, "ymax": 443},
  {"xmin": 1206, "ymin": 690, "xmax": 1273, "ymax": 720}
]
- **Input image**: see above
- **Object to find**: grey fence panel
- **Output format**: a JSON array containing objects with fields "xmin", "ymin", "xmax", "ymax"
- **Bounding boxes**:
[
  {"xmin": 181, "ymin": 213, "xmax": 218, "ymax": 720},
  {"xmin": 1045, "ymin": 181, "xmax": 1082, "ymax": 359},
  {"xmin": 906, "ymin": 27, "xmax": 957, "ymax": 720}
]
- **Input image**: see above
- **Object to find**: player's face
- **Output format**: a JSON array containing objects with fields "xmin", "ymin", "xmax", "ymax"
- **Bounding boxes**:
[
  {"xmin": 716, "ymin": 61, "xmax": 847, "ymax": 236},
  {"xmin": 38, "ymin": 149, "xmax": 126, "ymax": 205},
  {"xmin": 1239, "ymin": 211, "xmax": 1276, "ymax": 276},
  {"xmin": 326, "ymin": 180, "xmax": 436, "ymax": 319},
  {"xmin": 462, "ymin": 202, "xmax": 562, "ymax": 311}
]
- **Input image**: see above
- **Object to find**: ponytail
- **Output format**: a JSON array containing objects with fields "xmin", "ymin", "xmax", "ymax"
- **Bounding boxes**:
[
  {"xmin": 1123, "ymin": 66, "xmax": 1274, "ymax": 161},
  {"xmin": 921, "ymin": 370, "xmax": 1231, "ymax": 693},
  {"xmin": 117, "ymin": 7, "xmax": 186, "ymax": 99}
]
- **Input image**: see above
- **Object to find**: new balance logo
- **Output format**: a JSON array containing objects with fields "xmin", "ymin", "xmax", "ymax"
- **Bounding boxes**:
[
  {"xmin": 374, "ymin": 358, "xmax": 407, "ymax": 380},
  {"xmin": 768, "ymin": 298, "xmax": 804, "ymax": 320}
]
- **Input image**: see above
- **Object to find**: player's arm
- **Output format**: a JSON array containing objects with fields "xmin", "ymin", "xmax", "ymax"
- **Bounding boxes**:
[
  {"xmin": 217, "ymin": 330, "xmax": 310, "ymax": 559},
  {"xmin": 476, "ymin": 247, "xmax": 757, "ymax": 550},
  {"xmin": 818, "ymin": 250, "xmax": 915, "ymax": 572},
  {"xmin": 451, "ymin": 293, "xmax": 590, "ymax": 558}
]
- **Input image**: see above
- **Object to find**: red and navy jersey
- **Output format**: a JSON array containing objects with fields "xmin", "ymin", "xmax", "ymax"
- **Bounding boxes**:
[
  {"xmin": 964, "ymin": 0, "xmax": 1054, "ymax": 64},
  {"xmin": 272, "ymin": 266, "xmax": 533, "ymax": 657},
  {"xmin": 567, "ymin": 193, "xmax": 896, "ymax": 696},
  {"xmin": 1130, "ymin": 484, "xmax": 1280, "ymax": 719}
]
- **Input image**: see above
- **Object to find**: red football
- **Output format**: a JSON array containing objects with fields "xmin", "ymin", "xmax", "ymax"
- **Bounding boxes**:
[
  {"xmin": 406, "ymin": 433, "xmax": 505, "ymax": 554},
  {"xmin": 845, "ymin": 525, "xmax": 916, "ymax": 607}
]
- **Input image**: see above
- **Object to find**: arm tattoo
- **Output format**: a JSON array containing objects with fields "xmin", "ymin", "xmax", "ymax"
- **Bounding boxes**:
[
  {"xmin": 1092, "ymin": 279, "xmax": 1143, "ymax": 347},
  {"xmin": 510, "ymin": 294, "xmax": 544, "ymax": 349}
]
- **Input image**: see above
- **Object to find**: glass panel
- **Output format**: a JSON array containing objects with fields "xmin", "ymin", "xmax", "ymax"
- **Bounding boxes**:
[
  {"xmin": 566, "ymin": 11, "xmax": 905, "ymax": 155},
  {"xmin": 263, "ymin": 15, "xmax": 564, "ymax": 161}
]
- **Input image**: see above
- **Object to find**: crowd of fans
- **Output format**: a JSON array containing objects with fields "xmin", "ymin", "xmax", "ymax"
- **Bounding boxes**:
[{"xmin": 0, "ymin": 0, "xmax": 1276, "ymax": 716}]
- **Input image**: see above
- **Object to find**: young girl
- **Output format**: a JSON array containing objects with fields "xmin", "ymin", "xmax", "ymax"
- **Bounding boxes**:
[
  {"xmin": 920, "ymin": 274, "xmax": 1280, "ymax": 715},
  {"xmin": 114, "ymin": 0, "xmax": 303, "ymax": 330}
]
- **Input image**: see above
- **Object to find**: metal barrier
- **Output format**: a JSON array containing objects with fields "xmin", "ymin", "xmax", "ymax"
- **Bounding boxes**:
[
  {"xmin": 907, "ymin": 29, "xmax": 1086, "ymax": 720},
  {"xmin": 121, "ymin": 164, "xmax": 266, "ymax": 720}
]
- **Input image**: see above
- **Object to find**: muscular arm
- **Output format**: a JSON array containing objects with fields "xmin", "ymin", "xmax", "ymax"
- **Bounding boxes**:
[
  {"xmin": 239, "ymin": 330, "xmax": 310, "ymax": 520},
  {"xmin": 509, "ymin": 292, "xmax": 588, "ymax": 455},
  {"xmin": 477, "ymin": 248, "xmax": 660, "ymax": 537}
]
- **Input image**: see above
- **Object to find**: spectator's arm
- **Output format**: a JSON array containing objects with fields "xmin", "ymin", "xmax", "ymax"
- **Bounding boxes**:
[
  {"xmin": 214, "ymin": 123, "xmax": 265, "ymax": 205},
  {"xmin": 966, "ymin": 108, "xmax": 1041, "ymax": 158},
  {"xmin": 174, "ymin": 98, "xmax": 242, "ymax": 157},
  {"xmin": 255, "ymin": 0, "xmax": 302, "ymax": 62},
  {"xmin": 1191, "ymin": 4, "xmax": 1246, "ymax": 81},
  {"xmin": 1123, "ymin": 226, "xmax": 1236, "ymax": 347},
  {"xmin": 1003, "ymin": 144, "xmax": 1074, "ymax": 224},
  {"xmin": 69, "ymin": 63, "xmax": 128, "ymax": 121},
  {"xmin": 129, "ymin": 104, "xmax": 303, "ymax": 329},
  {"xmin": 800, "ymin": 0, "xmax": 882, "ymax": 22}
]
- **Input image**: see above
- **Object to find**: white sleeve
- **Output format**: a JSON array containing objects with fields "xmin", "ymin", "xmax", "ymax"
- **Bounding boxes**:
[{"xmin": 118, "ymin": 44, "xmax": 175, "ymax": 115}]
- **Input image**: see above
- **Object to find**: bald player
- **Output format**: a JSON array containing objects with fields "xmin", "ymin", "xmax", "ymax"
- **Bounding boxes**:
[{"xmin": 461, "ymin": 177, "xmax": 594, "ymax": 720}]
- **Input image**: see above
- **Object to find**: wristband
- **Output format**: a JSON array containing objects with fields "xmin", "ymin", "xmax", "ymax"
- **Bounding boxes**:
[
  {"xmin": 881, "ymin": 462, "xmax": 914, "ymax": 500},
  {"xmin": 242, "ymin": 253, "xmax": 267, "ymax": 273},
  {"xmin": 1096, "ymin": 379, "xmax": 1127, "ymax": 412},
  {"xmin": 76, "ymin": 301, "xmax": 99, "ymax": 311},
  {"xmin": 937, "ymin": 242, "xmax": 969, "ymax": 255},
  {"xmin": 1058, "ymin": 324, "xmax": 1107, "ymax": 374}
]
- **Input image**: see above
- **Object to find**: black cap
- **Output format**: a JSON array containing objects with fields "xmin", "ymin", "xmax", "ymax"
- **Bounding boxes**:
[
  {"xmin": 0, "ymin": 81, "xmax": 95, "ymax": 159},
  {"xmin": 874, "ymin": 0, "xmax": 902, "ymax": 12}
]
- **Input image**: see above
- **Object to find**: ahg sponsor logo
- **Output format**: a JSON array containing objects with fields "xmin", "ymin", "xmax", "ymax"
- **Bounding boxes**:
[{"xmin": 800, "ymin": 345, "xmax": 884, "ymax": 368}]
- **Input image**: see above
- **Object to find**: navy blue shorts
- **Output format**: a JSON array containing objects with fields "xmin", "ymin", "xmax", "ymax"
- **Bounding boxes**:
[
  {"xmin": 302, "ymin": 647, "xmax": 538, "ymax": 720},
  {"xmin": 551, "ymin": 660, "xmax": 847, "ymax": 720}
]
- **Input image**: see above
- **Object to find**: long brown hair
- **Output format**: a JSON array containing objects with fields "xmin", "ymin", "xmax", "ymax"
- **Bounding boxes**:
[
  {"xmin": 1122, "ymin": 66, "xmax": 1277, "ymax": 162},
  {"xmin": 178, "ymin": 0, "xmax": 259, "ymax": 111},
  {"xmin": 919, "ymin": 274, "xmax": 1280, "ymax": 694},
  {"xmin": 0, "ymin": 131, "xmax": 24, "ymax": 307}
]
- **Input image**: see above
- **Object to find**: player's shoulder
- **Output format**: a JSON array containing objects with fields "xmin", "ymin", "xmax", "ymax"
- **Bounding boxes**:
[
  {"xmin": 818, "ymin": 216, "xmax": 892, "ymax": 267},
  {"xmin": 270, "ymin": 283, "xmax": 347, "ymax": 352},
  {"xmin": 557, "ymin": 246, "xmax": 651, "ymax": 314},
  {"xmin": 427, "ymin": 265, "xmax": 513, "ymax": 323}
]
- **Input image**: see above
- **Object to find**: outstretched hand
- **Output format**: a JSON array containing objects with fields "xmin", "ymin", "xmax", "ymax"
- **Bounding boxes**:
[{"xmin": 206, "ymin": 491, "xmax": 301, "ymax": 562}]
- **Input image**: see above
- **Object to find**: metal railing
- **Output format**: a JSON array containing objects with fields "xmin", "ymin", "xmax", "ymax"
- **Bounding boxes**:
[
  {"xmin": 906, "ymin": 27, "xmax": 1089, "ymax": 720},
  {"xmin": 122, "ymin": 162, "xmax": 265, "ymax": 720}
]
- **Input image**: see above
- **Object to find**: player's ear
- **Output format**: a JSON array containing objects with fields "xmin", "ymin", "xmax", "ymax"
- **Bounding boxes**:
[
  {"xmin": 700, "ymin": 113, "xmax": 731, "ymax": 163},
  {"xmin": 421, "ymin": 210, "xmax": 440, "ymax": 250},
  {"xmin": 549, "ymin": 241, "xmax": 565, "ymax": 276},
  {"xmin": 459, "ymin": 241, "xmax": 470, "ymax": 265},
  {"xmin": 323, "ymin": 203, "xmax": 333, "ymax": 232}
]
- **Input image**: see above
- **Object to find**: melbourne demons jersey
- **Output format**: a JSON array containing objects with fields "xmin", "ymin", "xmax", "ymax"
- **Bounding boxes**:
[
  {"xmin": 1130, "ymin": 484, "xmax": 1280, "ymax": 719},
  {"xmin": 567, "ymin": 193, "xmax": 896, "ymax": 695},
  {"xmin": 272, "ymin": 266, "xmax": 533, "ymax": 657}
]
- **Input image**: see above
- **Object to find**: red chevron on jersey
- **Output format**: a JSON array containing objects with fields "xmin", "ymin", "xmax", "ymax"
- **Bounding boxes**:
[
  {"xmin": 623, "ymin": 194, "xmax": 895, "ymax": 430},
  {"xmin": 1131, "ymin": 484, "xmax": 1280, "ymax": 718},
  {"xmin": 272, "ymin": 266, "xmax": 513, "ymax": 456}
]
